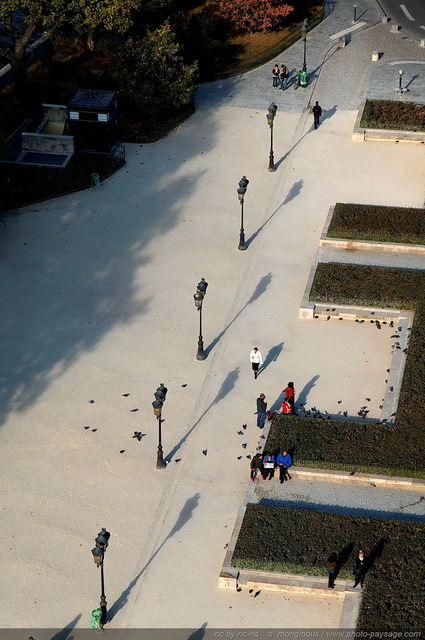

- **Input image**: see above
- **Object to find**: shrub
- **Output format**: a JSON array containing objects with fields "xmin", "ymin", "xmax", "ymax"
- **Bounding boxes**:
[
  {"xmin": 232, "ymin": 505, "xmax": 425, "ymax": 630},
  {"xmin": 360, "ymin": 99, "xmax": 425, "ymax": 132},
  {"xmin": 209, "ymin": 0, "xmax": 294, "ymax": 34},
  {"xmin": 327, "ymin": 203, "xmax": 425, "ymax": 245}
]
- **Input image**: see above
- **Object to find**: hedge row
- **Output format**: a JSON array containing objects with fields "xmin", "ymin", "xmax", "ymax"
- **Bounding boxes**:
[
  {"xmin": 232, "ymin": 505, "xmax": 425, "ymax": 631},
  {"xmin": 327, "ymin": 203, "xmax": 425, "ymax": 244},
  {"xmin": 360, "ymin": 99, "xmax": 425, "ymax": 132},
  {"xmin": 266, "ymin": 264, "xmax": 425, "ymax": 477}
]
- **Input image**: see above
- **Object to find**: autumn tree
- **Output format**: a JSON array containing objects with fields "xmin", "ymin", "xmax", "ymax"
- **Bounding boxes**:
[
  {"xmin": 209, "ymin": 0, "xmax": 294, "ymax": 33},
  {"xmin": 109, "ymin": 23, "xmax": 197, "ymax": 120},
  {"xmin": 0, "ymin": 0, "xmax": 141, "ymax": 88}
]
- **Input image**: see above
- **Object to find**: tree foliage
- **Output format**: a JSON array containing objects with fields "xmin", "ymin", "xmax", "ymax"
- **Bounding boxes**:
[
  {"xmin": 109, "ymin": 23, "xmax": 197, "ymax": 119},
  {"xmin": 209, "ymin": 0, "xmax": 294, "ymax": 33},
  {"xmin": 0, "ymin": 0, "xmax": 141, "ymax": 86}
]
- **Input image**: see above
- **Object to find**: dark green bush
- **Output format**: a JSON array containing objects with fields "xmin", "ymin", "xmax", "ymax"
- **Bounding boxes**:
[
  {"xmin": 273, "ymin": 264, "xmax": 425, "ymax": 477},
  {"xmin": 327, "ymin": 203, "xmax": 425, "ymax": 244},
  {"xmin": 360, "ymin": 99, "xmax": 425, "ymax": 132},
  {"xmin": 232, "ymin": 505, "xmax": 425, "ymax": 630}
]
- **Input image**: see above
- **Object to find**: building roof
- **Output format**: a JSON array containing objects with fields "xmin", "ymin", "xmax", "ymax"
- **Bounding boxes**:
[{"xmin": 67, "ymin": 89, "xmax": 117, "ymax": 110}]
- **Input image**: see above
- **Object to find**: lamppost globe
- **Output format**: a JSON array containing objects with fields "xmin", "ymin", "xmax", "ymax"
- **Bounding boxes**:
[
  {"xmin": 91, "ymin": 546, "xmax": 104, "ymax": 566},
  {"xmin": 193, "ymin": 291, "xmax": 204, "ymax": 309},
  {"xmin": 152, "ymin": 399, "xmax": 163, "ymax": 418}
]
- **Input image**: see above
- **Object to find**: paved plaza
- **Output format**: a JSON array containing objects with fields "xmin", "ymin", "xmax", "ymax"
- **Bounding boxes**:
[{"xmin": 0, "ymin": 0, "xmax": 424, "ymax": 632}]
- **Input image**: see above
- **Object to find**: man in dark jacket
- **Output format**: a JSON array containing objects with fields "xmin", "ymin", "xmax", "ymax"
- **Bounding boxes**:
[
  {"xmin": 250, "ymin": 453, "xmax": 264, "ymax": 482},
  {"xmin": 256, "ymin": 393, "xmax": 267, "ymax": 429},
  {"xmin": 312, "ymin": 101, "xmax": 322, "ymax": 129}
]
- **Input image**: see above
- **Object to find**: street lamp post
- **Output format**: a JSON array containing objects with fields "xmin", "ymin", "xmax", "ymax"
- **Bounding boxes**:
[
  {"xmin": 266, "ymin": 103, "xmax": 277, "ymax": 172},
  {"xmin": 152, "ymin": 397, "xmax": 164, "ymax": 468},
  {"xmin": 193, "ymin": 278, "xmax": 208, "ymax": 361},
  {"xmin": 91, "ymin": 527, "xmax": 110, "ymax": 629},
  {"xmin": 301, "ymin": 19, "xmax": 308, "ymax": 73},
  {"xmin": 237, "ymin": 176, "xmax": 249, "ymax": 250},
  {"xmin": 398, "ymin": 69, "xmax": 404, "ymax": 94}
]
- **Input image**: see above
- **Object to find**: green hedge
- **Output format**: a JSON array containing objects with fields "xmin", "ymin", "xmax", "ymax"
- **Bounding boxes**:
[
  {"xmin": 232, "ymin": 505, "xmax": 425, "ymax": 631},
  {"xmin": 327, "ymin": 203, "xmax": 425, "ymax": 244},
  {"xmin": 265, "ymin": 264, "xmax": 425, "ymax": 477},
  {"xmin": 360, "ymin": 99, "xmax": 425, "ymax": 131}
]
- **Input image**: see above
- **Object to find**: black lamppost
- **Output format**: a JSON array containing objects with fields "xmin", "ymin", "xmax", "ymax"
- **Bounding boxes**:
[
  {"xmin": 91, "ymin": 527, "xmax": 110, "ymax": 629},
  {"xmin": 237, "ymin": 176, "xmax": 249, "ymax": 250},
  {"xmin": 152, "ymin": 395, "xmax": 164, "ymax": 468},
  {"xmin": 301, "ymin": 19, "xmax": 308, "ymax": 73},
  {"xmin": 193, "ymin": 278, "xmax": 208, "ymax": 361},
  {"xmin": 266, "ymin": 103, "xmax": 277, "ymax": 172}
]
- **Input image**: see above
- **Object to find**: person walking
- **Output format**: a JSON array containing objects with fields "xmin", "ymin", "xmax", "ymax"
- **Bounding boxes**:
[
  {"xmin": 312, "ymin": 101, "xmax": 322, "ymax": 129},
  {"xmin": 250, "ymin": 453, "xmax": 264, "ymax": 481},
  {"xmin": 326, "ymin": 552, "xmax": 339, "ymax": 589},
  {"xmin": 353, "ymin": 549, "xmax": 367, "ymax": 588},
  {"xmin": 285, "ymin": 381, "xmax": 296, "ymax": 414},
  {"xmin": 272, "ymin": 64, "xmax": 280, "ymax": 88},
  {"xmin": 280, "ymin": 64, "xmax": 289, "ymax": 90},
  {"xmin": 263, "ymin": 452, "xmax": 275, "ymax": 480},
  {"xmin": 276, "ymin": 450, "xmax": 292, "ymax": 483},
  {"xmin": 249, "ymin": 347, "xmax": 263, "ymax": 379},
  {"xmin": 256, "ymin": 393, "xmax": 267, "ymax": 429}
]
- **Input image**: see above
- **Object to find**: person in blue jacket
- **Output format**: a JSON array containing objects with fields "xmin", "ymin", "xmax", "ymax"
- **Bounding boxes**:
[
  {"xmin": 262, "ymin": 452, "xmax": 276, "ymax": 480},
  {"xmin": 276, "ymin": 450, "xmax": 292, "ymax": 483}
]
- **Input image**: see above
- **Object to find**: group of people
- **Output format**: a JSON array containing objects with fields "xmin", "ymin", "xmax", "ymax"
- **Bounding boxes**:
[
  {"xmin": 327, "ymin": 549, "xmax": 368, "ymax": 589},
  {"xmin": 250, "ymin": 450, "xmax": 292, "ymax": 484},
  {"xmin": 272, "ymin": 63, "xmax": 290, "ymax": 90},
  {"xmin": 255, "ymin": 382, "xmax": 297, "ymax": 429}
]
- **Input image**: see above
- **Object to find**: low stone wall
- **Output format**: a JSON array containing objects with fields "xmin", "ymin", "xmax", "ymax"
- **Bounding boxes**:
[
  {"xmin": 21, "ymin": 132, "xmax": 74, "ymax": 154},
  {"xmin": 353, "ymin": 99, "xmax": 425, "ymax": 142}
]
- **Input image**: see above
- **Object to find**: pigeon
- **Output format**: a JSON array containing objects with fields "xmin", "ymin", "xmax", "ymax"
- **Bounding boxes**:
[
  {"xmin": 246, "ymin": 455, "xmax": 252, "ymax": 459},
  {"xmin": 314, "ymin": 315, "xmax": 319, "ymax": 318},
  {"xmin": 389, "ymin": 321, "xmax": 394, "ymax": 328},
  {"xmin": 182, "ymin": 384, "xmax": 187, "ymax": 387},
  {"xmin": 256, "ymin": 446, "xmax": 262, "ymax": 451},
  {"xmin": 122, "ymin": 393, "xmax": 130, "ymax": 397},
  {"xmin": 130, "ymin": 408, "xmax": 139, "ymax": 412},
  {"xmin": 120, "ymin": 450, "xmax": 125, "ymax": 453},
  {"xmin": 350, "ymin": 471, "xmax": 355, "ymax": 476},
  {"xmin": 403, "ymin": 348, "xmax": 408, "ymax": 354},
  {"xmin": 366, "ymin": 398, "xmax": 371, "ymax": 402},
  {"xmin": 249, "ymin": 589, "xmax": 253, "ymax": 594},
  {"xmin": 339, "ymin": 317, "xmax": 343, "ymax": 321},
  {"xmin": 242, "ymin": 443, "xmax": 247, "ymax": 449},
  {"xmin": 370, "ymin": 320, "xmax": 375, "ymax": 323},
  {"xmin": 89, "ymin": 400, "xmax": 95, "ymax": 403},
  {"xmin": 376, "ymin": 323, "xmax": 381, "ymax": 329},
  {"xmin": 338, "ymin": 400, "xmax": 342, "ymax": 404},
  {"xmin": 254, "ymin": 591, "xmax": 261, "ymax": 598},
  {"xmin": 371, "ymin": 312, "xmax": 375, "ymax": 315},
  {"xmin": 175, "ymin": 459, "xmax": 181, "ymax": 463},
  {"xmin": 332, "ymin": 308, "xmax": 335, "ymax": 311},
  {"xmin": 390, "ymin": 335, "xmax": 399, "ymax": 339},
  {"xmin": 260, "ymin": 435, "xmax": 265, "ymax": 439},
  {"xmin": 224, "ymin": 543, "xmax": 228, "ymax": 549},
  {"xmin": 359, "ymin": 319, "xmax": 364, "ymax": 323},
  {"xmin": 390, "ymin": 412, "xmax": 396, "ymax": 417},
  {"xmin": 83, "ymin": 426, "xmax": 90, "ymax": 430},
  {"xmin": 326, "ymin": 308, "xmax": 330, "ymax": 312},
  {"xmin": 237, "ymin": 430, "xmax": 244, "ymax": 435},
  {"xmin": 398, "ymin": 326, "xmax": 402, "ymax": 332},
  {"xmin": 355, "ymin": 319, "xmax": 359, "ymax": 323},
  {"xmin": 242, "ymin": 424, "xmax": 247, "ymax": 430},
  {"xmin": 327, "ymin": 316, "xmax": 330, "ymax": 321},
  {"xmin": 237, "ymin": 456, "xmax": 242, "ymax": 460},
  {"xmin": 343, "ymin": 411, "xmax": 348, "ymax": 417},
  {"xmin": 387, "ymin": 369, "xmax": 390, "ymax": 373},
  {"xmin": 371, "ymin": 483, "xmax": 376, "ymax": 487},
  {"xmin": 379, "ymin": 405, "xmax": 383, "ymax": 409},
  {"xmin": 91, "ymin": 428, "xmax": 97, "ymax": 432},
  {"xmin": 202, "ymin": 449, "xmax": 208, "ymax": 456}
]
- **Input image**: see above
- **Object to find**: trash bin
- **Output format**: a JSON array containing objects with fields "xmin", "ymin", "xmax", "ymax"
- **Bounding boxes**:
[
  {"xmin": 91, "ymin": 173, "xmax": 101, "ymax": 188},
  {"xmin": 299, "ymin": 71, "xmax": 308, "ymax": 87},
  {"xmin": 91, "ymin": 608, "xmax": 102, "ymax": 629}
]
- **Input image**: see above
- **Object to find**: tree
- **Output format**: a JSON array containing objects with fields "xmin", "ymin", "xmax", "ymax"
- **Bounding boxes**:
[
  {"xmin": 209, "ymin": 0, "xmax": 294, "ymax": 33},
  {"xmin": 109, "ymin": 23, "xmax": 197, "ymax": 120},
  {"xmin": 0, "ymin": 0, "xmax": 141, "ymax": 88}
]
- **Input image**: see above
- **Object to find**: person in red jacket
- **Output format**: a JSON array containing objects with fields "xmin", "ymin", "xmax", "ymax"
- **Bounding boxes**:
[
  {"xmin": 285, "ymin": 381, "xmax": 296, "ymax": 414},
  {"xmin": 282, "ymin": 399, "xmax": 292, "ymax": 414}
]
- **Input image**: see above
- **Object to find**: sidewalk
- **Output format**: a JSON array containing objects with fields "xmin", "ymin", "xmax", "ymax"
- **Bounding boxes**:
[{"xmin": 0, "ymin": 0, "xmax": 424, "ymax": 632}]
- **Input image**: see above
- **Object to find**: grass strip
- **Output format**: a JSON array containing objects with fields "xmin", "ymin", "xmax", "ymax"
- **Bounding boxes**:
[
  {"xmin": 232, "ymin": 505, "xmax": 425, "ymax": 630},
  {"xmin": 327, "ymin": 203, "xmax": 425, "ymax": 245},
  {"xmin": 360, "ymin": 99, "xmax": 425, "ymax": 132}
]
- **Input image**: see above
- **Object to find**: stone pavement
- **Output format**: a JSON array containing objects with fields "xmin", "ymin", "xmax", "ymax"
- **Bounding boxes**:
[{"xmin": 0, "ymin": 0, "xmax": 425, "ymax": 633}]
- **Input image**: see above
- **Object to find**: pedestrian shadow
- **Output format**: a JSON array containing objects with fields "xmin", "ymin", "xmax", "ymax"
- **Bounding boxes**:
[
  {"xmin": 165, "ymin": 367, "xmax": 240, "ymax": 461},
  {"xmin": 108, "ymin": 493, "xmax": 200, "ymax": 621},
  {"xmin": 297, "ymin": 375, "xmax": 319, "ymax": 407},
  {"xmin": 269, "ymin": 389, "xmax": 287, "ymax": 413},
  {"xmin": 274, "ymin": 131, "xmax": 310, "ymax": 168},
  {"xmin": 49, "ymin": 614, "xmax": 82, "ymax": 640},
  {"xmin": 245, "ymin": 181, "xmax": 303, "ymax": 246},
  {"xmin": 260, "ymin": 342, "xmax": 285, "ymax": 375},
  {"xmin": 321, "ymin": 105, "xmax": 337, "ymax": 123},
  {"xmin": 204, "ymin": 273, "xmax": 272, "ymax": 356}
]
